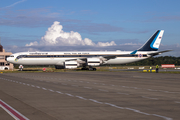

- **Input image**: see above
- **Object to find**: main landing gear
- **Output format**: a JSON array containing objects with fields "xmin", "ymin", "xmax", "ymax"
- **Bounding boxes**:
[{"xmin": 81, "ymin": 66, "xmax": 97, "ymax": 71}]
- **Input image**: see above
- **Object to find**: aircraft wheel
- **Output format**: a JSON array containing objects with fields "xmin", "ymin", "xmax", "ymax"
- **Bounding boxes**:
[
  {"xmin": 81, "ymin": 68, "xmax": 89, "ymax": 70},
  {"xmin": 88, "ymin": 68, "xmax": 93, "ymax": 71},
  {"xmin": 93, "ymin": 68, "xmax": 96, "ymax": 71}
]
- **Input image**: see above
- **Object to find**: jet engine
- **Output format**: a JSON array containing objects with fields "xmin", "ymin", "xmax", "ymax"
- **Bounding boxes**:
[
  {"xmin": 87, "ymin": 58, "xmax": 103, "ymax": 66},
  {"xmin": 64, "ymin": 61, "xmax": 80, "ymax": 69}
]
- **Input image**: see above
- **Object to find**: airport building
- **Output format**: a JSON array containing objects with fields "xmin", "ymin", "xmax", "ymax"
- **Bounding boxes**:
[{"xmin": 0, "ymin": 44, "xmax": 14, "ymax": 70}]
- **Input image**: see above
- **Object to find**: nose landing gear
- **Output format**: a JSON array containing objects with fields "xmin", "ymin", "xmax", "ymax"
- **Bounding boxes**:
[{"xmin": 19, "ymin": 65, "xmax": 23, "ymax": 71}]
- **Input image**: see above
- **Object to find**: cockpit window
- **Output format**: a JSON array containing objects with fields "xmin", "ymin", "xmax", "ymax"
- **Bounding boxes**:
[
  {"xmin": 16, "ymin": 55, "xmax": 27, "ymax": 59},
  {"xmin": 10, "ymin": 55, "xmax": 14, "ymax": 57}
]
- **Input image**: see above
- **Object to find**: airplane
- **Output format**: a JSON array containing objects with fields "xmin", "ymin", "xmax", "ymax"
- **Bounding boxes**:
[{"xmin": 7, "ymin": 30, "xmax": 171, "ymax": 71}]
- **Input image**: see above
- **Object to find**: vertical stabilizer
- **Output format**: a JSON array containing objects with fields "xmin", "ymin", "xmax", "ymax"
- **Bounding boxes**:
[{"xmin": 138, "ymin": 30, "xmax": 164, "ymax": 51}]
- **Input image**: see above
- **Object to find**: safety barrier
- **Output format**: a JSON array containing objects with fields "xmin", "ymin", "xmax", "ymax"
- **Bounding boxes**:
[{"xmin": 143, "ymin": 70, "xmax": 156, "ymax": 73}]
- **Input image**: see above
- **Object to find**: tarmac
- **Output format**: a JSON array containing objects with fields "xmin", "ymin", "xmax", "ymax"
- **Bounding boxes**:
[
  {"xmin": 0, "ymin": 71, "xmax": 180, "ymax": 120},
  {"xmin": 110, "ymin": 69, "xmax": 180, "ymax": 72}
]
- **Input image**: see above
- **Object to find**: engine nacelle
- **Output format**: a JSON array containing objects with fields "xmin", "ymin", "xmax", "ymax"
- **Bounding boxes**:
[
  {"xmin": 87, "ymin": 58, "xmax": 102, "ymax": 66},
  {"xmin": 65, "ymin": 61, "xmax": 79, "ymax": 69}
]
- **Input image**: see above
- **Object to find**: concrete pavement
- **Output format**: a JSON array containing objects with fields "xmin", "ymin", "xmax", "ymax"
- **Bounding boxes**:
[{"xmin": 0, "ymin": 71, "xmax": 180, "ymax": 120}]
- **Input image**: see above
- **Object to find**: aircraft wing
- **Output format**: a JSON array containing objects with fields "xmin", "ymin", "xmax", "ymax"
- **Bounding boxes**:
[
  {"xmin": 63, "ymin": 55, "xmax": 121, "ymax": 65},
  {"xmin": 103, "ymin": 54, "xmax": 134, "ymax": 60},
  {"xmin": 63, "ymin": 50, "xmax": 172, "ymax": 64},
  {"xmin": 148, "ymin": 50, "xmax": 172, "ymax": 56},
  {"xmin": 103, "ymin": 55, "xmax": 117, "ymax": 60}
]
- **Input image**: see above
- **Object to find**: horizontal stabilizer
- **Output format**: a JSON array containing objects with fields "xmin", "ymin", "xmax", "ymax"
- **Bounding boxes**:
[{"xmin": 148, "ymin": 50, "xmax": 172, "ymax": 56}]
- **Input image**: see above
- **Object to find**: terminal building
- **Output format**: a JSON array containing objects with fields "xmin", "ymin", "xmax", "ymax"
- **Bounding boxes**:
[{"xmin": 0, "ymin": 44, "xmax": 14, "ymax": 70}]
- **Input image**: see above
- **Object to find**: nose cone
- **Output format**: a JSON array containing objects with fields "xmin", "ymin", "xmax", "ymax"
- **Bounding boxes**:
[
  {"xmin": 6, "ymin": 57, "xmax": 14, "ymax": 63},
  {"xmin": 6, "ymin": 57, "xmax": 10, "ymax": 62}
]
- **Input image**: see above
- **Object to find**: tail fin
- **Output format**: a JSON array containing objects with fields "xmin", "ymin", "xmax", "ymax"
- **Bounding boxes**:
[{"xmin": 138, "ymin": 30, "xmax": 164, "ymax": 51}]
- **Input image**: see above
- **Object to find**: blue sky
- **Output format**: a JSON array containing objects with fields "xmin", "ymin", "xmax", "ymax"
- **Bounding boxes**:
[{"xmin": 0, "ymin": 0, "xmax": 180, "ymax": 56}]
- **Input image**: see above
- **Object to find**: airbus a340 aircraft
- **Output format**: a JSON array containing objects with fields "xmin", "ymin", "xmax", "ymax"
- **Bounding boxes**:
[{"xmin": 7, "ymin": 30, "xmax": 171, "ymax": 70}]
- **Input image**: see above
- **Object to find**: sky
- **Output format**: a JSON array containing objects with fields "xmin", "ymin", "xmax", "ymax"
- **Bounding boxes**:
[{"xmin": 0, "ymin": 0, "xmax": 180, "ymax": 56}]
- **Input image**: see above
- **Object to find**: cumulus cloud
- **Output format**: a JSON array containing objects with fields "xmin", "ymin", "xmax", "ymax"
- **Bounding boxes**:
[
  {"xmin": 26, "ymin": 21, "xmax": 116, "ymax": 47},
  {"xmin": 120, "ymin": 42, "xmax": 141, "ymax": 45},
  {"xmin": 26, "ymin": 41, "xmax": 38, "ymax": 46},
  {"xmin": 97, "ymin": 41, "xmax": 116, "ymax": 46}
]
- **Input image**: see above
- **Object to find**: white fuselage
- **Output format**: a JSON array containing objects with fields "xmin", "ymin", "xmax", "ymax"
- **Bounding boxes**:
[{"xmin": 7, "ymin": 51, "xmax": 153, "ymax": 66}]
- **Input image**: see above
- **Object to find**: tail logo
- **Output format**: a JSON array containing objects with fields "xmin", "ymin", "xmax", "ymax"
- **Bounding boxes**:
[
  {"xmin": 150, "ymin": 30, "xmax": 164, "ymax": 50},
  {"xmin": 138, "ymin": 53, "xmax": 142, "ymax": 58}
]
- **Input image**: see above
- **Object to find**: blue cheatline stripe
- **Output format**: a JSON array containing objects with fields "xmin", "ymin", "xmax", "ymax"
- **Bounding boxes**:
[
  {"xmin": 130, "ymin": 50, "xmax": 137, "ymax": 54},
  {"xmin": 150, "ymin": 30, "xmax": 161, "ymax": 49}
]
